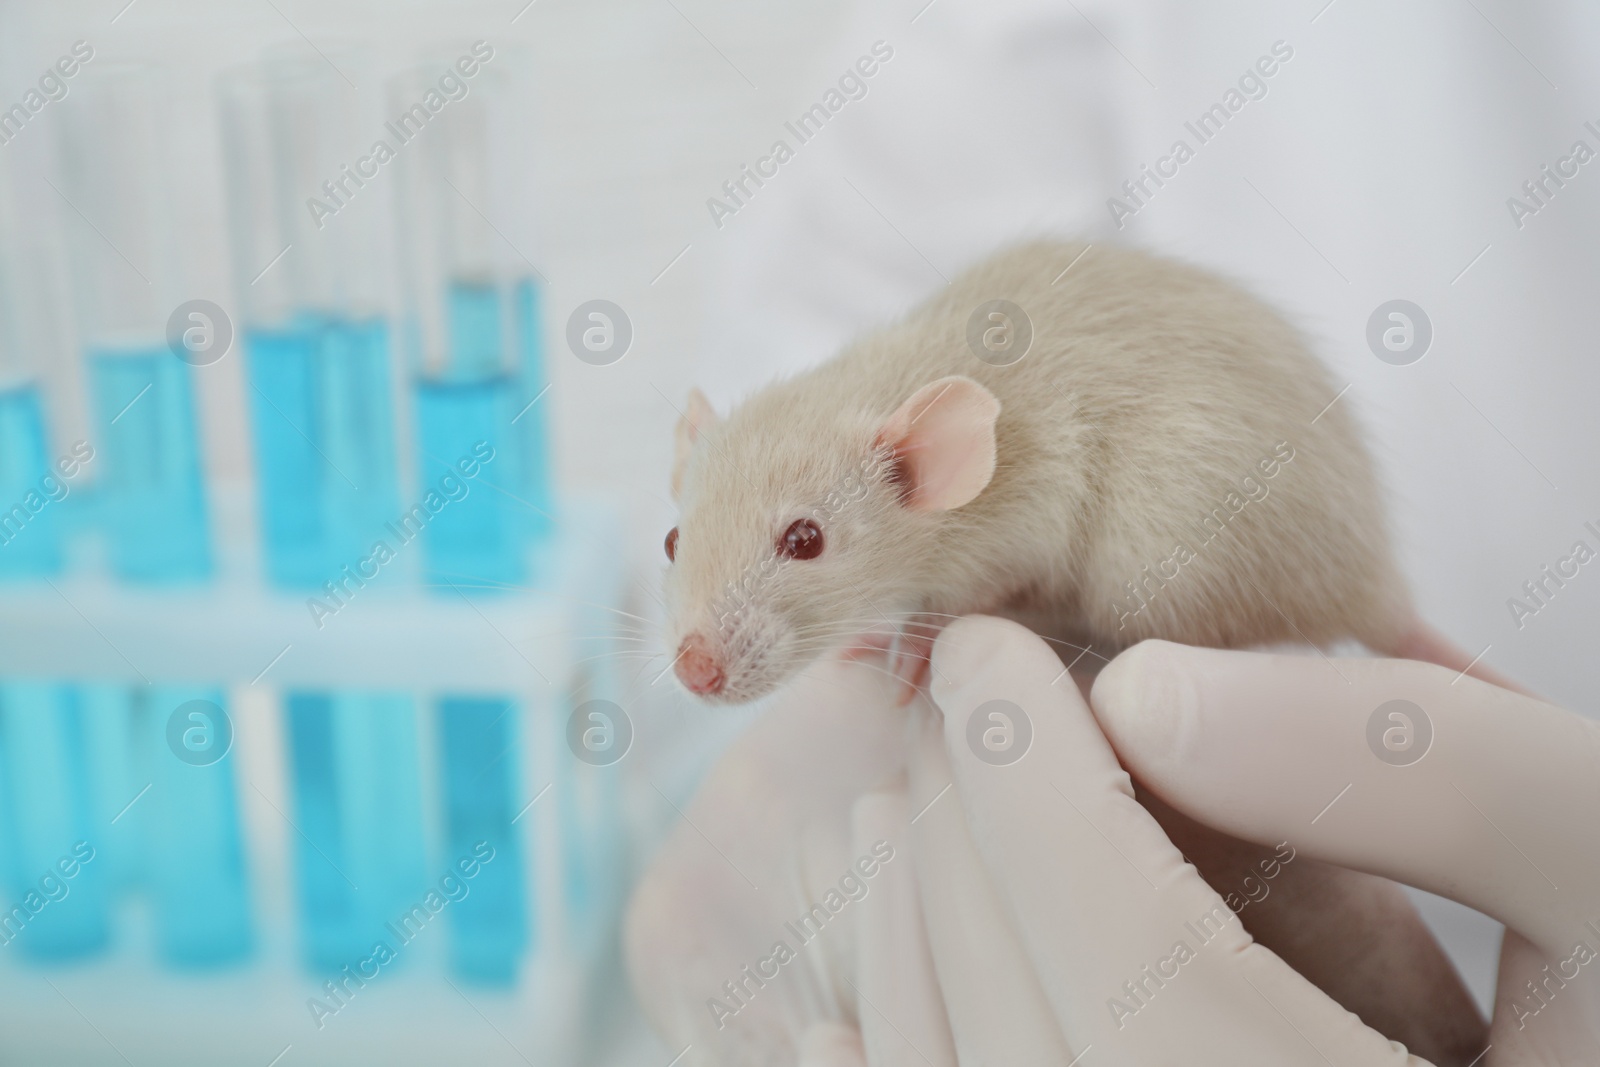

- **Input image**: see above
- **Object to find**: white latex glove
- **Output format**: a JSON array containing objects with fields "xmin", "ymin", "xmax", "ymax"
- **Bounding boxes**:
[
  {"xmin": 895, "ymin": 616, "xmax": 1598, "ymax": 1066},
  {"xmin": 625, "ymin": 656, "xmax": 935, "ymax": 1067},
  {"xmin": 1089, "ymin": 635, "xmax": 1600, "ymax": 1065}
]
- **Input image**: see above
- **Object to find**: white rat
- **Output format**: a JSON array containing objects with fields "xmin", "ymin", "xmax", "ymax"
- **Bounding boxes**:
[{"xmin": 664, "ymin": 241, "xmax": 1498, "ymax": 703}]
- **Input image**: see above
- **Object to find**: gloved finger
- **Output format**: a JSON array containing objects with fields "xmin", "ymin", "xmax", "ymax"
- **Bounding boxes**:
[
  {"xmin": 905, "ymin": 701, "xmax": 1076, "ymax": 1066},
  {"xmin": 799, "ymin": 1022, "xmax": 868, "ymax": 1067},
  {"xmin": 1089, "ymin": 641, "xmax": 1600, "ymax": 960},
  {"xmin": 929, "ymin": 616, "xmax": 1423, "ymax": 1066},
  {"xmin": 851, "ymin": 786, "xmax": 958, "ymax": 1067}
]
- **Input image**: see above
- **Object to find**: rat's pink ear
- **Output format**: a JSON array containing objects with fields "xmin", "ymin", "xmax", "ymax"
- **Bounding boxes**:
[
  {"xmin": 875, "ymin": 376, "xmax": 1000, "ymax": 512},
  {"xmin": 672, "ymin": 388, "xmax": 719, "ymax": 500}
]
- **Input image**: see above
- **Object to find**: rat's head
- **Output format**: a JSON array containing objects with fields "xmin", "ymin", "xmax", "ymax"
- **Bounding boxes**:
[{"xmin": 663, "ymin": 375, "xmax": 1000, "ymax": 704}]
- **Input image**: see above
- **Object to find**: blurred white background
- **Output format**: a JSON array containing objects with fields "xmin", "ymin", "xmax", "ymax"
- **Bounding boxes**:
[{"xmin": 2, "ymin": 0, "xmax": 1597, "ymax": 1061}]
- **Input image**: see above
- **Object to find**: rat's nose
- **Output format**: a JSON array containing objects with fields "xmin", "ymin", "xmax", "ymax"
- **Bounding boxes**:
[{"xmin": 674, "ymin": 635, "xmax": 725, "ymax": 696}]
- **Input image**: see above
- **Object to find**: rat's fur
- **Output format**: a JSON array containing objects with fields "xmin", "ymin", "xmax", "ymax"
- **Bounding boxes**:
[{"xmin": 667, "ymin": 241, "xmax": 1414, "ymax": 704}]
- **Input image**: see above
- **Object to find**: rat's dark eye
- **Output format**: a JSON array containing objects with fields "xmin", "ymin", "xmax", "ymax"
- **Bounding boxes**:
[
  {"xmin": 665, "ymin": 527, "xmax": 679, "ymax": 562},
  {"xmin": 779, "ymin": 518, "xmax": 824, "ymax": 561}
]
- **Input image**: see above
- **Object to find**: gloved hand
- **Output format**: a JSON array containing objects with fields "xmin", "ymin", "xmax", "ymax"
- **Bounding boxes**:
[
  {"xmin": 626, "ymin": 615, "xmax": 1530, "ymax": 1066},
  {"xmin": 865, "ymin": 617, "xmax": 1597, "ymax": 1066}
]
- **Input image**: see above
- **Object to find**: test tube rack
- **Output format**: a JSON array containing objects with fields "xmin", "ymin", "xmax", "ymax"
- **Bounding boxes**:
[{"xmin": 0, "ymin": 489, "xmax": 634, "ymax": 1066}]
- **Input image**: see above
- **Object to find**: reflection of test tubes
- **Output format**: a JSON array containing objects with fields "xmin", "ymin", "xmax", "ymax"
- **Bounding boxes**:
[
  {"xmin": 390, "ymin": 51, "xmax": 553, "ymax": 588},
  {"xmin": 55, "ymin": 66, "xmax": 211, "ymax": 582},
  {"xmin": 283, "ymin": 693, "xmax": 358, "ymax": 970},
  {"xmin": 0, "ymin": 683, "xmax": 111, "ymax": 960},
  {"xmin": 0, "ymin": 161, "xmax": 67, "ymax": 579},
  {"xmin": 283, "ymin": 692, "xmax": 425, "ymax": 970},
  {"xmin": 436, "ymin": 696, "xmax": 529, "ymax": 983},
  {"xmin": 80, "ymin": 684, "xmax": 143, "ymax": 894},
  {"xmin": 218, "ymin": 53, "xmax": 400, "ymax": 588},
  {"xmin": 335, "ymin": 694, "xmax": 427, "ymax": 959},
  {"xmin": 142, "ymin": 686, "xmax": 252, "ymax": 966}
]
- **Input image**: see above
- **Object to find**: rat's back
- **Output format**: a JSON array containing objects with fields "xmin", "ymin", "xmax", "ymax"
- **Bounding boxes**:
[{"xmin": 819, "ymin": 241, "xmax": 1410, "ymax": 653}]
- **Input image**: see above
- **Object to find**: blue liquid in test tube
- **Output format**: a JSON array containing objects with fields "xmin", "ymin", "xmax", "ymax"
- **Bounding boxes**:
[
  {"xmin": 412, "ymin": 278, "xmax": 553, "ymax": 586},
  {"xmin": 0, "ymin": 684, "xmax": 111, "ymax": 960},
  {"xmin": 0, "ymin": 383, "xmax": 64, "ymax": 579},
  {"xmin": 143, "ymin": 686, "xmax": 252, "ymax": 966},
  {"xmin": 246, "ymin": 316, "xmax": 401, "ymax": 586},
  {"xmin": 245, "ymin": 317, "xmax": 328, "ymax": 587},
  {"xmin": 88, "ymin": 349, "xmax": 212, "ymax": 583},
  {"xmin": 414, "ymin": 373, "xmax": 524, "ymax": 588},
  {"xmin": 436, "ymin": 696, "xmax": 529, "ymax": 984}
]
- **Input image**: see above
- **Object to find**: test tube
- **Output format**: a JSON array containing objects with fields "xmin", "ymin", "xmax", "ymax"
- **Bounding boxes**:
[
  {"xmin": 54, "ymin": 66, "xmax": 211, "ymax": 582},
  {"xmin": 390, "ymin": 50, "xmax": 552, "ymax": 588},
  {"xmin": 220, "ymin": 55, "xmax": 426, "ymax": 975},
  {"xmin": 0, "ymin": 158, "xmax": 67, "ymax": 579},
  {"xmin": 217, "ymin": 52, "xmax": 400, "ymax": 588},
  {"xmin": 436, "ymin": 695, "xmax": 529, "ymax": 983}
]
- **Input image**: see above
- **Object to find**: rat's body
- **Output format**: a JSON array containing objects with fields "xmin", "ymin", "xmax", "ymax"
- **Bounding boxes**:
[{"xmin": 666, "ymin": 241, "xmax": 1475, "ymax": 703}]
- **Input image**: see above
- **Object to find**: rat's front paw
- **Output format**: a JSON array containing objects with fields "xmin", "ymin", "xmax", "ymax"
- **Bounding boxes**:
[
  {"xmin": 889, "ymin": 614, "xmax": 947, "ymax": 705},
  {"xmin": 836, "ymin": 615, "xmax": 947, "ymax": 705}
]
